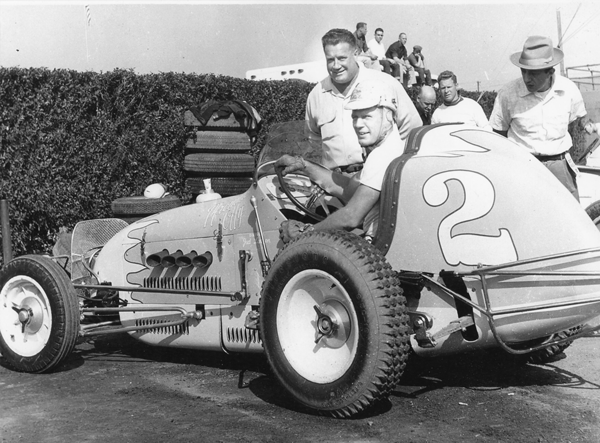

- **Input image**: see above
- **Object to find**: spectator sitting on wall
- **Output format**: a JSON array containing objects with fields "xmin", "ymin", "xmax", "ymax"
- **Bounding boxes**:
[
  {"xmin": 385, "ymin": 32, "xmax": 412, "ymax": 88},
  {"xmin": 408, "ymin": 45, "xmax": 432, "ymax": 86},
  {"xmin": 367, "ymin": 27, "xmax": 394, "ymax": 75},
  {"xmin": 354, "ymin": 22, "xmax": 378, "ymax": 69}
]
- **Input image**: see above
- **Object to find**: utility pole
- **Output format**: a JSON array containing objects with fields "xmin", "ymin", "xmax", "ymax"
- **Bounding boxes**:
[
  {"xmin": 476, "ymin": 81, "xmax": 480, "ymax": 93},
  {"xmin": 556, "ymin": 8, "xmax": 566, "ymax": 77}
]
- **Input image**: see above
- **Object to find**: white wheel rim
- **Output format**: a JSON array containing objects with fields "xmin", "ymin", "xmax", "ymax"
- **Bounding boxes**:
[
  {"xmin": 276, "ymin": 269, "xmax": 359, "ymax": 384},
  {"xmin": 593, "ymin": 215, "xmax": 600, "ymax": 232},
  {"xmin": 0, "ymin": 275, "xmax": 52, "ymax": 356}
]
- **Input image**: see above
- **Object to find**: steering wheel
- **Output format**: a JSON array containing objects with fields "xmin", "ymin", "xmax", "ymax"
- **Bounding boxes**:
[{"xmin": 276, "ymin": 167, "xmax": 331, "ymax": 222}]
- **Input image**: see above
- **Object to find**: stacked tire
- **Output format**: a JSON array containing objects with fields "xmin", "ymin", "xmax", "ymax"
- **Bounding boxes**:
[
  {"xmin": 111, "ymin": 194, "xmax": 183, "ymax": 224},
  {"xmin": 183, "ymin": 110, "xmax": 254, "ymax": 199}
]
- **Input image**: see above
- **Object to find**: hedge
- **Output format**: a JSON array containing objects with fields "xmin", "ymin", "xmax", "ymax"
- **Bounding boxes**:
[{"xmin": 0, "ymin": 67, "xmax": 313, "ymax": 262}]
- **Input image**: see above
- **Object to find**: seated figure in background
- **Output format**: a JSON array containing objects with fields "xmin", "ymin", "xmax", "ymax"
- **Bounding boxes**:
[{"xmin": 408, "ymin": 45, "xmax": 432, "ymax": 86}]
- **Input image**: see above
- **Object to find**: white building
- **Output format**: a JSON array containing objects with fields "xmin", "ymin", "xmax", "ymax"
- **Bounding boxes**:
[{"xmin": 246, "ymin": 61, "xmax": 327, "ymax": 83}]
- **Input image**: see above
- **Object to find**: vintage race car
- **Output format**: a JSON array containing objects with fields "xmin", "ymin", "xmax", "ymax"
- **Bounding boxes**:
[{"xmin": 2, "ymin": 121, "xmax": 600, "ymax": 418}]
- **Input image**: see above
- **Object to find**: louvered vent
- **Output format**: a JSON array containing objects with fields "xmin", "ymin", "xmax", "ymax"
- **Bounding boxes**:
[
  {"xmin": 143, "ymin": 275, "xmax": 222, "ymax": 292},
  {"xmin": 226, "ymin": 327, "xmax": 262, "ymax": 344},
  {"xmin": 135, "ymin": 318, "xmax": 190, "ymax": 335}
]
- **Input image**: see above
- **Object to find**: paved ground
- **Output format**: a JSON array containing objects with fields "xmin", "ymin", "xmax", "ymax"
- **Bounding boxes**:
[{"xmin": 1, "ymin": 333, "xmax": 599, "ymax": 443}]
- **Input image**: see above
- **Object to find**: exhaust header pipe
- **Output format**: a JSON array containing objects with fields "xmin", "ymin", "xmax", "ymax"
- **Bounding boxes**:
[
  {"xmin": 146, "ymin": 249, "xmax": 213, "ymax": 269},
  {"xmin": 146, "ymin": 249, "xmax": 169, "ymax": 267},
  {"xmin": 192, "ymin": 251, "xmax": 213, "ymax": 268}
]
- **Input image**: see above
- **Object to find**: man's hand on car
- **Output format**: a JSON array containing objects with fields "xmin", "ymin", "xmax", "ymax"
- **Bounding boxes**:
[{"xmin": 275, "ymin": 154, "xmax": 307, "ymax": 176}]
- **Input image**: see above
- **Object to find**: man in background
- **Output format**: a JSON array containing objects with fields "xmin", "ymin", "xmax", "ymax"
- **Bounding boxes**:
[
  {"xmin": 367, "ymin": 27, "xmax": 394, "ymax": 75},
  {"xmin": 305, "ymin": 28, "xmax": 421, "ymax": 173},
  {"xmin": 354, "ymin": 22, "xmax": 378, "ymax": 68},
  {"xmin": 431, "ymin": 70, "xmax": 491, "ymax": 130},
  {"xmin": 414, "ymin": 85, "xmax": 437, "ymax": 125},
  {"xmin": 407, "ymin": 45, "xmax": 432, "ymax": 87},
  {"xmin": 490, "ymin": 35, "xmax": 597, "ymax": 200},
  {"xmin": 385, "ymin": 32, "xmax": 412, "ymax": 88}
]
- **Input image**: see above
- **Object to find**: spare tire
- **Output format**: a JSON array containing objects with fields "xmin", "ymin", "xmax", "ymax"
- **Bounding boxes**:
[
  {"xmin": 111, "ymin": 195, "xmax": 182, "ymax": 216},
  {"xmin": 183, "ymin": 153, "xmax": 255, "ymax": 177},
  {"xmin": 185, "ymin": 131, "xmax": 251, "ymax": 154}
]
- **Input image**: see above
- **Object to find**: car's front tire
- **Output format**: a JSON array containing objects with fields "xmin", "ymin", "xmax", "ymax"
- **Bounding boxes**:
[
  {"xmin": 260, "ymin": 230, "xmax": 410, "ymax": 418},
  {"xmin": 0, "ymin": 255, "xmax": 80, "ymax": 373}
]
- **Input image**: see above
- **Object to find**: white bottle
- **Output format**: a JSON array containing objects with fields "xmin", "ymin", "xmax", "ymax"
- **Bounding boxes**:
[{"xmin": 195, "ymin": 179, "xmax": 222, "ymax": 203}]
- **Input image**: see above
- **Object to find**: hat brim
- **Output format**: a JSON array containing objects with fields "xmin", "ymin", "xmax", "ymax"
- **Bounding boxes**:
[
  {"xmin": 510, "ymin": 48, "xmax": 564, "ymax": 70},
  {"xmin": 344, "ymin": 101, "xmax": 379, "ymax": 111}
]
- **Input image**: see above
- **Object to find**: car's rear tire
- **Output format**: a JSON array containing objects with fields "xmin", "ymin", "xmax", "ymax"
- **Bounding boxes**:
[
  {"xmin": 526, "ymin": 326, "xmax": 581, "ymax": 364},
  {"xmin": 260, "ymin": 230, "xmax": 411, "ymax": 418},
  {"xmin": 0, "ymin": 255, "xmax": 80, "ymax": 373},
  {"xmin": 585, "ymin": 200, "xmax": 600, "ymax": 230}
]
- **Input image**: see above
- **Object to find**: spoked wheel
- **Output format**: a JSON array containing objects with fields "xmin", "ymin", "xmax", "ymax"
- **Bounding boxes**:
[
  {"xmin": 260, "ymin": 230, "xmax": 411, "ymax": 418},
  {"xmin": 0, "ymin": 255, "xmax": 80, "ymax": 373}
]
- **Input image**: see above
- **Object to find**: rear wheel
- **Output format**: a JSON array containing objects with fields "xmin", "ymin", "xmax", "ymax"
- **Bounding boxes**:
[
  {"xmin": 526, "ymin": 326, "xmax": 582, "ymax": 364},
  {"xmin": 585, "ymin": 200, "xmax": 600, "ymax": 230},
  {"xmin": 0, "ymin": 255, "xmax": 80, "ymax": 373},
  {"xmin": 260, "ymin": 230, "xmax": 411, "ymax": 417}
]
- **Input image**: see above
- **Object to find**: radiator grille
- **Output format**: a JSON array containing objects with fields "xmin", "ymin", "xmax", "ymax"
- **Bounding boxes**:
[
  {"xmin": 226, "ymin": 327, "xmax": 261, "ymax": 344},
  {"xmin": 135, "ymin": 318, "xmax": 189, "ymax": 335},
  {"xmin": 143, "ymin": 275, "xmax": 222, "ymax": 292}
]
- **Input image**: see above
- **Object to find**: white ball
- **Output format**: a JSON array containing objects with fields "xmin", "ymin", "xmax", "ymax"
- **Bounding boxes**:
[{"xmin": 144, "ymin": 183, "xmax": 167, "ymax": 198}]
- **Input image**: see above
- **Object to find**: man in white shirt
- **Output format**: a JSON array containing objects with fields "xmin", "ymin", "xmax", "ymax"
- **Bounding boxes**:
[
  {"xmin": 278, "ymin": 80, "xmax": 406, "ymax": 242},
  {"xmin": 490, "ymin": 35, "xmax": 597, "ymax": 199},
  {"xmin": 305, "ymin": 28, "xmax": 421, "ymax": 173},
  {"xmin": 367, "ymin": 27, "xmax": 394, "ymax": 76},
  {"xmin": 431, "ymin": 70, "xmax": 491, "ymax": 131}
]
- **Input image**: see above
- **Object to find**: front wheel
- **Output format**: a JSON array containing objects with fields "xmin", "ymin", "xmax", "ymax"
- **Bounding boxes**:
[
  {"xmin": 0, "ymin": 255, "xmax": 80, "ymax": 373},
  {"xmin": 260, "ymin": 230, "xmax": 411, "ymax": 417}
]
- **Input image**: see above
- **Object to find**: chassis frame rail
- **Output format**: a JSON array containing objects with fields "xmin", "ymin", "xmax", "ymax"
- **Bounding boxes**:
[{"xmin": 421, "ymin": 246, "xmax": 600, "ymax": 355}]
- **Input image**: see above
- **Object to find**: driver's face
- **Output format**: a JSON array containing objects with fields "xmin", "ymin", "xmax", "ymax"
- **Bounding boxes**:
[{"xmin": 352, "ymin": 106, "xmax": 385, "ymax": 147}]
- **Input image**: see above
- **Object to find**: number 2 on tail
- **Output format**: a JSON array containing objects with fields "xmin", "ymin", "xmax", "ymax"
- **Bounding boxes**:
[{"xmin": 423, "ymin": 170, "xmax": 517, "ymax": 266}]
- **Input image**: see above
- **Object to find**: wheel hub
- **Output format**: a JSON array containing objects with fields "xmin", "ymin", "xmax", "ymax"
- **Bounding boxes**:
[
  {"xmin": 11, "ymin": 296, "xmax": 45, "ymax": 334},
  {"xmin": 314, "ymin": 305, "xmax": 337, "ymax": 337},
  {"xmin": 16, "ymin": 307, "xmax": 32, "ymax": 323},
  {"xmin": 313, "ymin": 300, "xmax": 351, "ymax": 348}
]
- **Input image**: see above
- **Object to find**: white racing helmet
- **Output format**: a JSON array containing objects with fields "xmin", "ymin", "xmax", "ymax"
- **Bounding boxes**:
[
  {"xmin": 344, "ymin": 81, "xmax": 397, "ymax": 115},
  {"xmin": 144, "ymin": 183, "xmax": 169, "ymax": 198}
]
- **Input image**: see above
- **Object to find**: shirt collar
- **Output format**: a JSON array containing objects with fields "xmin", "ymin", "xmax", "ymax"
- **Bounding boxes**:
[{"xmin": 517, "ymin": 73, "xmax": 563, "ymax": 98}]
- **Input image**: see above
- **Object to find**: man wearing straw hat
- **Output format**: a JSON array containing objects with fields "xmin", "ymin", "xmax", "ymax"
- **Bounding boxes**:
[{"xmin": 490, "ymin": 35, "xmax": 597, "ymax": 200}]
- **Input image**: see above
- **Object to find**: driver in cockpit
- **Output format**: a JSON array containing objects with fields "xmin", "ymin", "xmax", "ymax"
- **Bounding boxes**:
[{"xmin": 275, "ymin": 80, "xmax": 406, "ymax": 243}]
